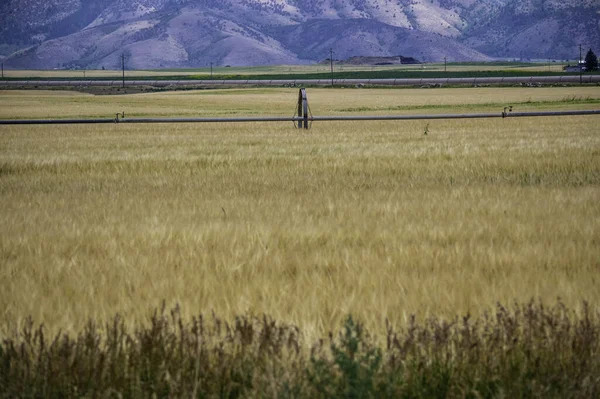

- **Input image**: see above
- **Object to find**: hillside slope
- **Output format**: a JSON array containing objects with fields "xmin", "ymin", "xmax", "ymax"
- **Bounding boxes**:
[{"xmin": 0, "ymin": 0, "xmax": 598, "ymax": 68}]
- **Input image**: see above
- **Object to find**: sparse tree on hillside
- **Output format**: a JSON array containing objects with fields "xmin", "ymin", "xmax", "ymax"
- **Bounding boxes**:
[{"xmin": 584, "ymin": 49, "xmax": 598, "ymax": 71}]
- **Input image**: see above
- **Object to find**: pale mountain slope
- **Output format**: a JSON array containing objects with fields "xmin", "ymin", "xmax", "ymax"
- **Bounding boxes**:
[
  {"xmin": 276, "ymin": 19, "xmax": 489, "ymax": 62},
  {"xmin": 1, "ymin": 0, "xmax": 598, "ymax": 68},
  {"xmin": 462, "ymin": 0, "xmax": 600, "ymax": 60}
]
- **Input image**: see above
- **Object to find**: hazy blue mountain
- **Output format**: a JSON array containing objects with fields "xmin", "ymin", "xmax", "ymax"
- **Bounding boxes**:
[{"xmin": 1, "ymin": 0, "xmax": 598, "ymax": 68}]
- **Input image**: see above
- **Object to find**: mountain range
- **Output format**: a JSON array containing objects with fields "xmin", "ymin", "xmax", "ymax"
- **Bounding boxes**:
[{"xmin": 0, "ymin": 0, "xmax": 598, "ymax": 69}]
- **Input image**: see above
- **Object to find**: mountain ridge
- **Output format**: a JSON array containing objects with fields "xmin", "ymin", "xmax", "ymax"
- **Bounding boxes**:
[{"xmin": 1, "ymin": 0, "xmax": 598, "ymax": 69}]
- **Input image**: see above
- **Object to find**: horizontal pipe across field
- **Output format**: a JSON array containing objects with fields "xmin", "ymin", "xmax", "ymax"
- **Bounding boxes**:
[
  {"xmin": 1, "ymin": 110, "xmax": 599, "ymax": 125},
  {"xmin": 1, "ymin": 75, "xmax": 600, "ymax": 88}
]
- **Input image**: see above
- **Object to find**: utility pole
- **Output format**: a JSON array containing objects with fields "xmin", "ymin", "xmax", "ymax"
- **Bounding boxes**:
[
  {"xmin": 121, "ymin": 53, "xmax": 125, "ymax": 88},
  {"xmin": 579, "ymin": 44, "xmax": 582, "ymax": 84},
  {"xmin": 1, "ymin": 62, "xmax": 3, "ymax": 79},
  {"xmin": 210, "ymin": 62, "xmax": 213, "ymax": 79},
  {"xmin": 329, "ymin": 48, "xmax": 334, "ymax": 87},
  {"xmin": 444, "ymin": 56, "xmax": 447, "ymax": 73}
]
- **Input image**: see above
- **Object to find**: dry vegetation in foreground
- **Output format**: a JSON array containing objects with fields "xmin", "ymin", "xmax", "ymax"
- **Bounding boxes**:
[
  {"xmin": 0, "ymin": 87, "xmax": 599, "ymax": 396},
  {"xmin": 1, "ymin": 301, "xmax": 598, "ymax": 397}
]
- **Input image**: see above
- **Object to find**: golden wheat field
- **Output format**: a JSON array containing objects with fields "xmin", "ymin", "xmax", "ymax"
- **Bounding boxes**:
[{"xmin": 1, "ymin": 87, "xmax": 599, "ymax": 343}]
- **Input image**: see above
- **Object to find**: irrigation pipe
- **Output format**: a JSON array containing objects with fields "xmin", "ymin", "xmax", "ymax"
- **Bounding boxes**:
[
  {"xmin": 1, "ymin": 109, "xmax": 599, "ymax": 125},
  {"xmin": 0, "ymin": 116, "xmax": 297, "ymax": 125}
]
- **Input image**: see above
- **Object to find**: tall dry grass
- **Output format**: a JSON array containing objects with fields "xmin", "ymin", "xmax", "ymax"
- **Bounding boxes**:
[
  {"xmin": 0, "ymin": 88, "xmax": 599, "ymax": 344},
  {"xmin": 2, "ymin": 301, "xmax": 598, "ymax": 397}
]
